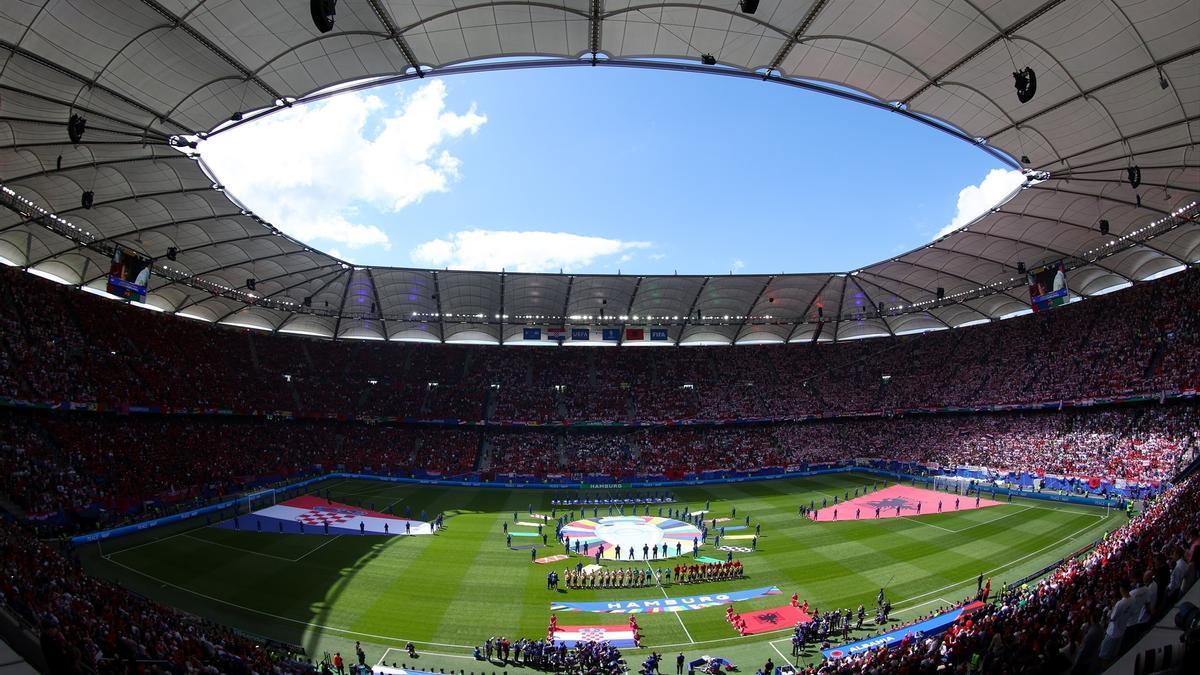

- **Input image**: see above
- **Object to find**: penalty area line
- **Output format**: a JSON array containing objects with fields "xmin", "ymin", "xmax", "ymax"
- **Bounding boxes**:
[
  {"xmin": 293, "ymin": 534, "xmax": 342, "ymax": 562},
  {"xmin": 180, "ymin": 532, "xmax": 301, "ymax": 563}
]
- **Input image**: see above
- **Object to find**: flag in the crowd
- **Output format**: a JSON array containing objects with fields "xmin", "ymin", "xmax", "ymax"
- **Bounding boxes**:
[
  {"xmin": 625, "ymin": 328, "xmax": 644, "ymax": 340},
  {"xmin": 551, "ymin": 625, "xmax": 637, "ymax": 648},
  {"xmin": 547, "ymin": 325, "xmax": 566, "ymax": 339}
]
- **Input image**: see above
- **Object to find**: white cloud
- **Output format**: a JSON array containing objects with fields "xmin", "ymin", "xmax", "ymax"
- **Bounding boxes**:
[
  {"xmin": 200, "ymin": 81, "xmax": 486, "ymax": 250},
  {"xmin": 732, "ymin": 259, "xmax": 745, "ymax": 271},
  {"xmin": 411, "ymin": 230, "xmax": 651, "ymax": 272},
  {"xmin": 936, "ymin": 168, "xmax": 1025, "ymax": 239}
]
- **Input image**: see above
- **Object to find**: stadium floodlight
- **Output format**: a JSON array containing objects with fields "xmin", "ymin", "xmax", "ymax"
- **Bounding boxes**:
[
  {"xmin": 311, "ymin": 0, "xmax": 336, "ymax": 33},
  {"xmin": 739, "ymin": 0, "xmax": 759, "ymax": 14},
  {"xmin": 1099, "ymin": 219, "xmax": 1110, "ymax": 235},
  {"xmin": 1127, "ymin": 166, "xmax": 1141, "ymax": 189},
  {"xmin": 1013, "ymin": 67, "xmax": 1037, "ymax": 103},
  {"xmin": 1020, "ymin": 155, "xmax": 1031, "ymax": 165},
  {"xmin": 701, "ymin": 54, "xmax": 717, "ymax": 65},
  {"xmin": 80, "ymin": 190, "xmax": 94, "ymax": 209},
  {"xmin": 166, "ymin": 247, "xmax": 177, "ymax": 261},
  {"xmin": 67, "ymin": 113, "xmax": 86, "ymax": 144}
]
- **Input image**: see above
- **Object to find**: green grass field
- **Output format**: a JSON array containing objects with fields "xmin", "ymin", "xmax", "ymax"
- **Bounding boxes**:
[{"xmin": 79, "ymin": 473, "xmax": 1119, "ymax": 671}]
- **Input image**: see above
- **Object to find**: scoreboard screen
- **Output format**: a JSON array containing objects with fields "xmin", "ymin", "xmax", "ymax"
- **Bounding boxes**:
[
  {"xmin": 106, "ymin": 247, "xmax": 151, "ymax": 302},
  {"xmin": 1027, "ymin": 260, "xmax": 1067, "ymax": 312}
]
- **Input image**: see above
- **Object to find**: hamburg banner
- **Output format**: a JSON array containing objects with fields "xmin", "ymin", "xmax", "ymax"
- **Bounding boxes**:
[{"xmin": 551, "ymin": 586, "xmax": 780, "ymax": 613}]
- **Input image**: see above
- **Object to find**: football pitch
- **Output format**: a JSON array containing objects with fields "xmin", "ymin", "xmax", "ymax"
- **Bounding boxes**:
[{"xmin": 80, "ymin": 472, "xmax": 1118, "ymax": 670}]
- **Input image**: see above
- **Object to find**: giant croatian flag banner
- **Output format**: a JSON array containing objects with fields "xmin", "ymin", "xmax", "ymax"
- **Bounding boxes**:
[
  {"xmin": 551, "ymin": 625, "xmax": 638, "ymax": 648},
  {"xmin": 551, "ymin": 586, "xmax": 779, "ymax": 613},
  {"xmin": 212, "ymin": 496, "xmax": 430, "ymax": 536},
  {"xmin": 821, "ymin": 601, "xmax": 985, "ymax": 660}
]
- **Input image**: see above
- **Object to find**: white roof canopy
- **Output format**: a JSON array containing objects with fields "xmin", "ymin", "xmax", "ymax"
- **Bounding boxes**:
[{"xmin": 1, "ymin": 0, "xmax": 1197, "ymax": 344}]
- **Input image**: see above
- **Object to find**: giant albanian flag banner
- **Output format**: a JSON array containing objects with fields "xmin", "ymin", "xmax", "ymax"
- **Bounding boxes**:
[
  {"xmin": 551, "ymin": 586, "xmax": 780, "ymax": 613},
  {"xmin": 213, "ymin": 496, "xmax": 430, "ymax": 536},
  {"xmin": 821, "ymin": 601, "xmax": 985, "ymax": 660}
]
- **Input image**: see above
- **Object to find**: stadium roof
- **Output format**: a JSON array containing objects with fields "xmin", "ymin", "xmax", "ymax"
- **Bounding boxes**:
[{"xmin": 1, "ymin": 0, "xmax": 1197, "ymax": 344}]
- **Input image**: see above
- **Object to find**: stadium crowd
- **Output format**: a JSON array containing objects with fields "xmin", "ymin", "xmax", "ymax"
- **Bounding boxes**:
[
  {"xmin": 0, "ymin": 404, "xmax": 1192, "ymax": 529},
  {"xmin": 1, "ymin": 267, "xmax": 1197, "ymax": 421}
]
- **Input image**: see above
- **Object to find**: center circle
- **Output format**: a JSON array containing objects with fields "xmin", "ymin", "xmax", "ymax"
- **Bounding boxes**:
[{"xmin": 560, "ymin": 516, "xmax": 702, "ymax": 560}]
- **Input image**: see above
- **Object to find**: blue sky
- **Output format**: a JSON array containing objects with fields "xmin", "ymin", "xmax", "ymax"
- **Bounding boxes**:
[{"xmin": 200, "ymin": 66, "xmax": 1023, "ymax": 274}]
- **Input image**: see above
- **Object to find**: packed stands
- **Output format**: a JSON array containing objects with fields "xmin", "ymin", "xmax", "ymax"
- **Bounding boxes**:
[
  {"xmin": 1, "ymin": 405, "xmax": 1192, "ymax": 530},
  {"xmin": 1, "ymin": 267, "xmax": 1197, "ymax": 421}
]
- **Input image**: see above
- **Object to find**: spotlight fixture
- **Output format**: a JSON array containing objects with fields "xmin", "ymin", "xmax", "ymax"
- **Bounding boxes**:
[
  {"xmin": 230, "ymin": 111, "xmax": 243, "ymax": 122},
  {"xmin": 56, "ymin": 155, "xmax": 62, "ymax": 170},
  {"xmin": 310, "ymin": 0, "xmax": 336, "ymax": 33},
  {"xmin": 1136, "ymin": 193, "xmax": 1142, "ymax": 208},
  {"xmin": 246, "ymin": 277, "xmax": 256, "ymax": 291},
  {"xmin": 1098, "ymin": 219, "xmax": 1109, "ymax": 235},
  {"xmin": 1017, "ymin": 261, "xmax": 1026, "ymax": 275},
  {"xmin": 80, "ymin": 191, "xmax": 94, "ymax": 209},
  {"xmin": 739, "ymin": 0, "xmax": 759, "ymax": 14},
  {"xmin": 1020, "ymin": 155, "xmax": 1031, "ymax": 165},
  {"xmin": 166, "ymin": 246, "xmax": 177, "ymax": 261},
  {"xmin": 1013, "ymin": 67, "xmax": 1037, "ymax": 103},
  {"xmin": 1127, "ymin": 166, "xmax": 1141, "ymax": 189},
  {"xmin": 67, "ymin": 113, "xmax": 86, "ymax": 143},
  {"xmin": 701, "ymin": 54, "xmax": 717, "ymax": 66},
  {"xmin": 936, "ymin": 287, "xmax": 945, "ymax": 300},
  {"xmin": 1158, "ymin": 70, "xmax": 1169, "ymax": 90}
]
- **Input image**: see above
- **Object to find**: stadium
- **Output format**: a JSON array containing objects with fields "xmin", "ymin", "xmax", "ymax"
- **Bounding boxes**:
[{"xmin": 0, "ymin": 1, "xmax": 1198, "ymax": 674}]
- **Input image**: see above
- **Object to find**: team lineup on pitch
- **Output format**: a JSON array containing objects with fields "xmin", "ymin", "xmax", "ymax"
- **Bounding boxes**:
[{"xmin": 82, "ymin": 472, "xmax": 1119, "ymax": 670}]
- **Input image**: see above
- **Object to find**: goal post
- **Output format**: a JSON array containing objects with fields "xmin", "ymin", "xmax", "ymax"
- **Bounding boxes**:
[{"xmin": 241, "ymin": 487, "xmax": 278, "ymax": 515}]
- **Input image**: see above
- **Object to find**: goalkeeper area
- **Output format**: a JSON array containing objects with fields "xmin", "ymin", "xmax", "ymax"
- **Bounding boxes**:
[{"xmin": 77, "ymin": 473, "xmax": 1119, "ymax": 670}]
